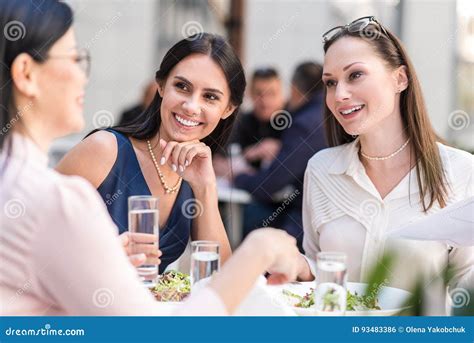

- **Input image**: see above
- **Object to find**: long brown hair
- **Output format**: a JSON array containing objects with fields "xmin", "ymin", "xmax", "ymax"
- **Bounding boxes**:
[
  {"xmin": 108, "ymin": 33, "xmax": 246, "ymax": 155},
  {"xmin": 323, "ymin": 21, "xmax": 449, "ymax": 212}
]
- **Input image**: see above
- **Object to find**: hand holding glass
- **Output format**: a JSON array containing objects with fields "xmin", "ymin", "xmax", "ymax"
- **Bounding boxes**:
[{"xmin": 128, "ymin": 196, "xmax": 159, "ymax": 285}]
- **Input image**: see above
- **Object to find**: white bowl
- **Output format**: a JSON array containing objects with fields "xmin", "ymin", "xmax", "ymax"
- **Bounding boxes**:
[{"xmin": 267, "ymin": 282, "xmax": 412, "ymax": 316}]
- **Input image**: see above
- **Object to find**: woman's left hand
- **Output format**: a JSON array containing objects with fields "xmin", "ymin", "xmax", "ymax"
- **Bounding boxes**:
[
  {"xmin": 160, "ymin": 139, "xmax": 216, "ymax": 189},
  {"xmin": 119, "ymin": 232, "xmax": 162, "ymax": 267}
]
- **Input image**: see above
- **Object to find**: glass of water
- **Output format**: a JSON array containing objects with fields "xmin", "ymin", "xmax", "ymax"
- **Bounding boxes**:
[
  {"xmin": 190, "ymin": 241, "xmax": 220, "ymax": 287},
  {"xmin": 314, "ymin": 252, "xmax": 347, "ymax": 315},
  {"xmin": 128, "ymin": 195, "xmax": 159, "ymax": 286}
]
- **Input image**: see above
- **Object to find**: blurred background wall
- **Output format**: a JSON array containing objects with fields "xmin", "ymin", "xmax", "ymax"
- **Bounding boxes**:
[{"xmin": 51, "ymin": 0, "xmax": 473, "ymax": 163}]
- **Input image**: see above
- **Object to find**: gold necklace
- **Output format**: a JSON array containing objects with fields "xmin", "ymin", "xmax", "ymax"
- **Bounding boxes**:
[{"xmin": 146, "ymin": 140, "xmax": 182, "ymax": 194}]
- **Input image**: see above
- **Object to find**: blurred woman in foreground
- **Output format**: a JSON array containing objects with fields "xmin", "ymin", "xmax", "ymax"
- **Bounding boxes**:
[{"xmin": 0, "ymin": 0, "xmax": 300, "ymax": 316}]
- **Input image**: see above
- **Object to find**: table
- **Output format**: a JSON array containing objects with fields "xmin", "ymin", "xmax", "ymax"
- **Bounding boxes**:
[{"xmin": 217, "ymin": 178, "xmax": 252, "ymax": 248}]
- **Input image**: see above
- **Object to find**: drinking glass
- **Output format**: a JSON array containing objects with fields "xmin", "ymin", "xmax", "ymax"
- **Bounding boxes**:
[
  {"xmin": 128, "ymin": 195, "xmax": 159, "ymax": 286},
  {"xmin": 314, "ymin": 252, "xmax": 347, "ymax": 315},
  {"xmin": 190, "ymin": 241, "xmax": 220, "ymax": 287}
]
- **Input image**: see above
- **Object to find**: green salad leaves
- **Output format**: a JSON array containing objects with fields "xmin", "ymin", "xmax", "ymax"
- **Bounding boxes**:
[
  {"xmin": 151, "ymin": 270, "xmax": 191, "ymax": 302},
  {"xmin": 283, "ymin": 287, "xmax": 381, "ymax": 311}
]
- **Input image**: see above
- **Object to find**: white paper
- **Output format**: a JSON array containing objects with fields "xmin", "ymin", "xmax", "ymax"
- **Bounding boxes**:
[{"xmin": 387, "ymin": 197, "xmax": 474, "ymax": 247}]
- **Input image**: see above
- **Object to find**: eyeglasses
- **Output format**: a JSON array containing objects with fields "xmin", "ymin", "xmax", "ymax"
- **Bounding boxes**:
[
  {"xmin": 46, "ymin": 48, "xmax": 91, "ymax": 77},
  {"xmin": 322, "ymin": 16, "xmax": 389, "ymax": 44}
]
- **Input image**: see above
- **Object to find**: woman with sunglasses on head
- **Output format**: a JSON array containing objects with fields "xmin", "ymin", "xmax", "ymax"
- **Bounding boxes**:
[
  {"xmin": 0, "ymin": 0, "xmax": 301, "ymax": 316},
  {"xmin": 55, "ymin": 33, "xmax": 244, "ymax": 272},
  {"xmin": 295, "ymin": 17, "xmax": 473, "ymax": 305}
]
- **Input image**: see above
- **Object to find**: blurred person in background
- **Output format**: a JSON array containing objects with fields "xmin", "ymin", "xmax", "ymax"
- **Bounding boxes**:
[
  {"xmin": 118, "ymin": 80, "xmax": 158, "ymax": 126},
  {"xmin": 232, "ymin": 62, "xmax": 327, "ymax": 252},
  {"xmin": 213, "ymin": 67, "xmax": 285, "ymax": 176}
]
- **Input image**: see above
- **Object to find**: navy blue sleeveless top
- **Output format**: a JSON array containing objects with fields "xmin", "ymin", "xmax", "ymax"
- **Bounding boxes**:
[{"xmin": 97, "ymin": 129, "xmax": 193, "ymax": 273}]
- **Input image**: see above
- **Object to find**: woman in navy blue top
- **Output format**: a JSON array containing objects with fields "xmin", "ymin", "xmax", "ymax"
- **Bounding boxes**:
[
  {"xmin": 96, "ymin": 129, "xmax": 194, "ymax": 273},
  {"xmin": 57, "ymin": 33, "xmax": 247, "ymax": 272}
]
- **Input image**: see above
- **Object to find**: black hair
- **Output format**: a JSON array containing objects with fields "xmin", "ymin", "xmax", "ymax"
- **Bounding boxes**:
[
  {"xmin": 251, "ymin": 67, "xmax": 279, "ymax": 83},
  {"xmin": 291, "ymin": 61, "xmax": 324, "ymax": 96},
  {"xmin": 0, "ymin": 0, "xmax": 73, "ymax": 150},
  {"xmin": 110, "ymin": 33, "xmax": 246, "ymax": 154}
]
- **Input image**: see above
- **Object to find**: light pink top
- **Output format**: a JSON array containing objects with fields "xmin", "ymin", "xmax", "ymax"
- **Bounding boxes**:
[{"xmin": 0, "ymin": 133, "xmax": 227, "ymax": 316}]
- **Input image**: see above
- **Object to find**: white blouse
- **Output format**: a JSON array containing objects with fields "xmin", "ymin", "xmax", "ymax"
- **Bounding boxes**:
[
  {"xmin": 302, "ymin": 138, "xmax": 473, "ymax": 296},
  {"xmin": 0, "ymin": 133, "xmax": 226, "ymax": 316}
]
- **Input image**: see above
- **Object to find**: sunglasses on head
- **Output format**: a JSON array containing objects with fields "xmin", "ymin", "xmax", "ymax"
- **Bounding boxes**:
[{"xmin": 322, "ymin": 16, "xmax": 389, "ymax": 44}]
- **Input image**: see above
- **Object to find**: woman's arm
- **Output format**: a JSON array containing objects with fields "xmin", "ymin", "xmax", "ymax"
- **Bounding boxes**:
[
  {"xmin": 191, "ymin": 184, "xmax": 232, "ymax": 262},
  {"xmin": 35, "ymin": 178, "xmax": 299, "ymax": 315},
  {"xmin": 33, "ymin": 178, "xmax": 164, "ymax": 315},
  {"xmin": 55, "ymin": 130, "xmax": 117, "ymax": 188},
  {"xmin": 208, "ymin": 228, "xmax": 301, "ymax": 313},
  {"xmin": 160, "ymin": 139, "xmax": 232, "ymax": 262}
]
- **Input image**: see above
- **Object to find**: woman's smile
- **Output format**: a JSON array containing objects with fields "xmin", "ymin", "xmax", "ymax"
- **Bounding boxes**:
[{"xmin": 172, "ymin": 112, "xmax": 204, "ymax": 129}]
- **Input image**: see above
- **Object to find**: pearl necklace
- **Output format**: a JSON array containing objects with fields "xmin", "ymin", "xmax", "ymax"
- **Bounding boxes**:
[
  {"xmin": 147, "ymin": 140, "xmax": 182, "ymax": 194},
  {"xmin": 360, "ymin": 139, "xmax": 410, "ymax": 161}
]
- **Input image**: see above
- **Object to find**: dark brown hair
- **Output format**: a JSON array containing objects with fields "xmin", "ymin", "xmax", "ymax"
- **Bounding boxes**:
[
  {"xmin": 0, "ymin": 0, "xmax": 73, "ymax": 150},
  {"xmin": 323, "ymin": 22, "xmax": 449, "ymax": 211},
  {"xmin": 109, "ymin": 33, "xmax": 246, "ymax": 154}
]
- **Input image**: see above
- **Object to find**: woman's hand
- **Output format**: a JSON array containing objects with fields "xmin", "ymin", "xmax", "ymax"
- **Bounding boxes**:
[
  {"xmin": 245, "ymin": 228, "xmax": 301, "ymax": 285},
  {"xmin": 244, "ymin": 138, "xmax": 281, "ymax": 164},
  {"xmin": 160, "ymin": 139, "xmax": 216, "ymax": 189},
  {"xmin": 119, "ymin": 232, "xmax": 162, "ymax": 267},
  {"xmin": 296, "ymin": 253, "xmax": 315, "ymax": 281}
]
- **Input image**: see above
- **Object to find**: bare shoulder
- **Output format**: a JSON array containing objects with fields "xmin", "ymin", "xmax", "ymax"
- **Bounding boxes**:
[{"xmin": 55, "ymin": 130, "xmax": 119, "ymax": 189}]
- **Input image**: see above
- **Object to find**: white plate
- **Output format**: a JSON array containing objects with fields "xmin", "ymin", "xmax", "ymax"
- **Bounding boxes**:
[
  {"xmin": 193, "ymin": 276, "xmax": 297, "ymax": 316},
  {"xmin": 267, "ymin": 282, "xmax": 411, "ymax": 316},
  {"xmin": 148, "ymin": 276, "xmax": 297, "ymax": 316}
]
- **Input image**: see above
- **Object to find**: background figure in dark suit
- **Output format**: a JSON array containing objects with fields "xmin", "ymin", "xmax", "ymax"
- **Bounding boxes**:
[
  {"xmin": 213, "ymin": 67, "xmax": 285, "ymax": 175},
  {"xmin": 233, "ymin": 62, "xmax": 328, "ymax": 252},
  {"xmin": 118, "ymin": 80, "xmax": 158, "ymax": 126}
]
